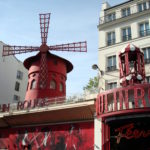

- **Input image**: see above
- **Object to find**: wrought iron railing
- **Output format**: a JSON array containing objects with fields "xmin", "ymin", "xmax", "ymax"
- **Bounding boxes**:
[
  {"xmin": 107, "ymin": 65, "xmax": 117, "ymax": 72},
  {"xmin": 99, "ymin": 2, "xmax": 150, "ymax": 25},
  {"xmin": 107, "ymin": 39, "xmax": 116, "ymax": 46},
  {"xmin": 139, "ymin": 29, "xmax": 150, "ymax": 37},
  {"xmin": 144, "ymin": 58, "xmax": 150, "ymax": 64},
  {"xmin": 122, "ymin": 34, "xmax": 132, "ymax": 42}
]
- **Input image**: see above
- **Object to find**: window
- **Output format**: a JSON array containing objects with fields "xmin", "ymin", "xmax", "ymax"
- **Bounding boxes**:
[
  {"xmin": 106, "ymin": 13, "xmax": 116, "ymax": 22},
  {"xmin": 13, "ymin": 95, "xmax": 20, "ymax": 101},
  {"xmin": 16, "ymin": 70, "xmax": 23, "ymax": 80},
  {"xmin": 146, "ymin": 76, "xmax": 150, "ymax": 83},
  {"xmin": 107, "ymin": 82, "xmax": 117, "ymax": 90},
  {"xmin": 122, "ymin": 27, "xmax": 131, "ymax": 41},
  {"xmin": 142, "ymin": 47, "xmax": 150, "ymax": 64},
  {"xmin": 30, "ymin": 79, "xmax": 36, "ymax": 89},
  {"xmin": 59, "ymin": 83, "xmax": 63, "ymax": 92},
  {"xmin": 107, "ymin": 32, "xmax": 115, "ymax": 46},
  {"xmin": 138, "ymin": 2, "xmax": 147, "ymax": 12},
  {"xmin": 107, "ymin": 55, "xmax": 116, "ymax": 71},
  {"xmin": 15, "ymin": 81, "xmax": 20, "ymax": 91},
  {"xmin": 50, "ymin": 80, "xmax": 56, "ymax": 89},
  {"xmin": 139, "ymin": 22, "xmax": 150, "ymax": 37},
  {"xmin": 122, "ymin": 7, "xmax": 130, "ymax": 17}
]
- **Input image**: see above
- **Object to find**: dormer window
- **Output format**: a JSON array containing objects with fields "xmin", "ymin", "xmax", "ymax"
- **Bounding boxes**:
[
  {"xmin": 122, "ymin": 7, "xmax": 130, "ymax": 17},
  {"xmin": 106, "ymin": 13, "xmax": 116, "ymax": 23},
  {"xmin": 138, "ymin": 2, "xmax": 147, "ymax": 12}
]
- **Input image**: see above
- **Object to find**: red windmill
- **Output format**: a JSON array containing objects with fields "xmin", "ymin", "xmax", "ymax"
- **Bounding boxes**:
[{"xmin": 3, "ymin": 13, "xmax": 87, "ymax": 101}]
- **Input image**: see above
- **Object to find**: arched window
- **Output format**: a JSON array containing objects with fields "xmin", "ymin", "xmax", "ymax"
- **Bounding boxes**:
[
  {"xmin": 50, "ymin": 80, "xmax": 56, "ymax": 89},
  {"xmin": 30, "ymin": 79, "xmax": 36, "ymax": 89},
  {"xmin": 59, "ymin": 83, "xmax": 63, "ymax": 92}
]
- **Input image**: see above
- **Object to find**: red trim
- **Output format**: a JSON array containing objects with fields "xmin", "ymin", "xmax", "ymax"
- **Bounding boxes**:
[
  {"xmin": 102, "ymin": 121, "xmax": 110, "ymax": 150},
  {"xmin": 98, "ymin": 108, "xmax": 150, "ymax": 119}
]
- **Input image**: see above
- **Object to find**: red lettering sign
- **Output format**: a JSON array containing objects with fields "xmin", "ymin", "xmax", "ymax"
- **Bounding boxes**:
[
  {"xmin": 96, "ymin": 84, "xmax": 150, "ymax": 115},
  {"xmin": 115, "ymin": 123, "xmax": 150, "ymax": 144}
]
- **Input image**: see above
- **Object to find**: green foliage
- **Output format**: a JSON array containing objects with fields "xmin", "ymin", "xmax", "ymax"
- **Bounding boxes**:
[{"xmin": 83, "ymin": 76, "xmax": 99, "ymax": 93}]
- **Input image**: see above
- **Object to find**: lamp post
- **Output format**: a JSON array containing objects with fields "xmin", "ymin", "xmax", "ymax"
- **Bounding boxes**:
[
  {"xmin": 92, "ymin": 64, "xmax": 118, "ymax": 78},
  {"xmin": 92, "ymin": 64, "xmax": 105, "ymax": 92},
  {"xmin": 92, "ymin": 64, "xmax": 119, "ymax": 92},
  {"xmin": 92, "ymin": 64, "xmax": 104, "ymax": 77}
]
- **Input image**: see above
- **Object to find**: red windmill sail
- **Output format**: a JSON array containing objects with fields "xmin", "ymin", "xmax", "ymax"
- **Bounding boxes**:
[{"xmin": 3, "ymin": 13, "xmax": 87, "ymax": 89}]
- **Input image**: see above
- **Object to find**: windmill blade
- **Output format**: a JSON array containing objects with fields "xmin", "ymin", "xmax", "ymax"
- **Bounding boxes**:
[
  {"xmin": 3, "ymin": 45, "xmax": 39, "ymax": 56},
  {"xmin": 49, "ymin": 41, "xmax": 87, "ymax": 52},
  {"xmin": 39, "ymin": 13, "xmax": 51, "ymax": 44}
]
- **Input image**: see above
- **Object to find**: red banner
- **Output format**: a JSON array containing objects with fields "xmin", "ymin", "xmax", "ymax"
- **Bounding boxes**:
[{"xmin": 0, "ymin": 122, "xmax": 94, "ymax": 150}]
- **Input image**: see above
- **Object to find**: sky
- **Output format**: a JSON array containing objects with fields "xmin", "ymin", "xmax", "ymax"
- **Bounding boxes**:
[{"xmin": 0, "ymin": 0, "xmax": 126, "ymax": 96}]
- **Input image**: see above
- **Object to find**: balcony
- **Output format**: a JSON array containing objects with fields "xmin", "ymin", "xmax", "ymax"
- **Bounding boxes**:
[
  {"xmin": 99, "ymin": 3, "xmax": 150, "ymax": 25},
  {"xmin": 107, "ymin": 65, "xmax": 117, "ymax": 72},
  {"xmin": 122, "ymin": 34, "xmax": 132, "ymax": 42},
  {"xmin": 104, "ymin": 15, "xmax": 116, "ymax": 23},
  {"xmin": 139, "ymin": 29, "xmax": 150, "ymax": 37},
  {"xmin": 107, "ymin": 39, "xmax": 116, "ymax": 46},
  {"xmin": 144, "ymin": 58, "xmax": 150, "ymax": 64},
  {"xmin": 96, "ymin": 83, "xmax": 150, "ymax": 117}
]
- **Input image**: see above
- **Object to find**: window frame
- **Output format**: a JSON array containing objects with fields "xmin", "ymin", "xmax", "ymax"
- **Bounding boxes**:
[
  {"xmin": 107, "ymin": 55, "xmax": 117, "ymax": 72},
  {"xmin": 139, "ymin": 22, "xmax": 150, "ymax": 37},
  {"xmin": 107, "ymin": 82, "xmax": 117, "ymax": 90},
  {"xmin": 15, "ymin": 81, "xmax": 20, "ymax": 91},
  {"xmin": 16, "ymin": 70, "xmax": 23, "ymax": 80},
  {"xmin": 121, "ymin": 7, "xmax": 130, "ymax": 17},
  {"xmin": 142, "ymin": 47, "xmax": 150, "ymax": 64},
  {"xmin": 122, "ymin": 26, "xmax": 132, "ymax": 42},
  {"xmin": 13, "ymin": 95, "xmax": 20, "ymax": 101},
  {"xmin": 138, "ymin": 2, "xmax": 147, "ymax": 12},
  {"xmin": 106, "ymin": 12, "xmax": 116, "ymax": 23},
  {"xmin": 146, "ymin": 76, "xmax": 150, "ymax": 83},
  {"xmin": 107, "ymin": 31, "xmax": 116, "ymax": 46}
]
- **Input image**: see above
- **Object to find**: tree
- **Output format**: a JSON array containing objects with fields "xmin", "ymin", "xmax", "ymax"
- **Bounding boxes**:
[{"xmin": 83, "ymin": 76, "xmax": 99, "ymax": 93}]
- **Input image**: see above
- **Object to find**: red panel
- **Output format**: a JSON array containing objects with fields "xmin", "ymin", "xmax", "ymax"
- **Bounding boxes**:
[{"xmin": 0, "ymin": 122, "xmax": 94, "ymax": 150}]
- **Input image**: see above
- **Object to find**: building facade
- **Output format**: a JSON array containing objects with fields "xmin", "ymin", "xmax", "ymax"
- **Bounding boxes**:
[
  {"xmin": 98, "ymin": 0, "xmax": 150, "ymax": 91},
  {"xmin": 0, "ymin": 41, "xmax": 28, "ymax": 104},
  {"xmin": 95, "ymin": 0, "xmax": 150, "ymax": 150}
]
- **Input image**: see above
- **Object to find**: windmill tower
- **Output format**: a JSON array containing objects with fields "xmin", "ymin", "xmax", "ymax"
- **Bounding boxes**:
[{"xmin": 3, "ymin": 13, "xmax": 87, "ymax": 102}]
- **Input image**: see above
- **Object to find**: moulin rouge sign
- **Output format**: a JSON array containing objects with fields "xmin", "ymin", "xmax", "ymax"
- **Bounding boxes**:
[
  {"xmin": 115, "ymin": 123, "xmax": 150, "ymax": 144},
  {"xmin": 0, "ymin": 97, "xmax": 65, "ymax": 113},
  {"xmin": 96, "ymin": 83, "xmax": 150, "ymax": 115}
]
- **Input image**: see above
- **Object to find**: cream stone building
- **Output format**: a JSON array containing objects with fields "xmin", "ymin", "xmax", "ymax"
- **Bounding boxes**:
[
  {"xmin": 0, "ymin": 41, "xmax": 28, "ymax": 104},
  {"xmin": 95, "ymin": 0, "xmax": 150, "ymax": 149},
  {"xmin": 98, "ymin": 0, "xmax": 150, "ymax": 91}
]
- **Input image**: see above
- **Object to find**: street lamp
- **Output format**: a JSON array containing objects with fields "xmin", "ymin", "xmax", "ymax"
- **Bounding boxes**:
[
  {"xmin": 92, "ymin": 64, "xmax": 104, "ymax": 76},
  {"xmin": 92, "ymin": 64, "xmax": 119, "ymax": 92},
  {"xmin": 92, "ymin": 64, "xmax": 118, "ymax": 78}
]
